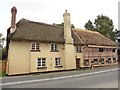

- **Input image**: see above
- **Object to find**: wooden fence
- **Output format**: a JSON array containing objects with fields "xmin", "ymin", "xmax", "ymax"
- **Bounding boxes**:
[{"xmin": 0, "ymin": 60, "xmax": 6, "ymax": 73}]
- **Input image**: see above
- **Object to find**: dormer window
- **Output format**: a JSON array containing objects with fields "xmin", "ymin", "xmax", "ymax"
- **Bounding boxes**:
[
  {"xmin": 51, "ymin": 43, "xmax": 58, "ymax": 52},
  {"xmin": 76, "ymin": 46, "xmax": 82, "ymax": 53},
  {"xmin": 31, "ymin": 42, "xmax": 40, "ymax": 52},
  {"xmin": 99, "ymin": 48, "xmax": 104, "ymax": 52}
]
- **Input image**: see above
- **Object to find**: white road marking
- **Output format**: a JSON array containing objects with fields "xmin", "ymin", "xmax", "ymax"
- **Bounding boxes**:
[{"xmin": 1, "ymin": 68, "xmax": 119, "ymax": 86}]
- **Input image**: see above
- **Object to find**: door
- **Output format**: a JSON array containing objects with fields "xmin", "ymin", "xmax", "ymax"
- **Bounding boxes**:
[{"xmin": 76, "ymin": 58, "xmax": 80, "ymax": 69}]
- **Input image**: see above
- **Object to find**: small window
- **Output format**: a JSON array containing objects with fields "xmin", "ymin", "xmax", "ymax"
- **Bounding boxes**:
[
  {"xmin": 112, "ymin": 48, "xmax": 116, "ymax": 52},
  {"xmin": 31, "ymin": 42, "xmax": 40, "ymax": 51},
  {"xmin": 99, "ymin": 48, "xmax": 104, "ymax": 52},
  {"xmin": 93, "ymin": 59, "xmax": 98, "ymax": 65},
  {"xmin": 108, "ymin": 58, "xmax": 112, "ymax": 63},
  {"xmin": 37, "ymin": 58, "xmax": 46, "ymax": 68},
  {"xmin": 76, "ymin": 46, "xmax": 82, "ymax": 53},
  {"xmin": 55, "ymin": 58, "xmax": 62, "ymax": 67},
  {"xmin": 100, "ymin": 58, "xmax": 104, "ymax": 64},
  {"xmin": 84, "ymin": 59, "xmax": 89, "ymax": 66},
  {"xmin": 51, "ymin": 43, "xmax": 58, "ymax": 52},
  {"xmin": 113, "ymin": 58, "xmax": 116, "ymax": 63}
]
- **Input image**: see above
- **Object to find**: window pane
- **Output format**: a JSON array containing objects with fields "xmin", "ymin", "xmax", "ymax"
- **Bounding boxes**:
[
  {"xmin": 94, "ymin": 59, "xmax": 98, "ymax": 65},
  {"xmin": 38, "ymin": 58, "xmax": 46, "ymax": 67}
]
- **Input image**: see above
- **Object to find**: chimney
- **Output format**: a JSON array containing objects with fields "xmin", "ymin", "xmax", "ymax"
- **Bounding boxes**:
[
  {"xmin": 63, "ymin": 10, "xmax": 73, "ymax": 44},
  {"xmin": 11, "ymin": 6, "xmax": 17, "ymax": 33}
]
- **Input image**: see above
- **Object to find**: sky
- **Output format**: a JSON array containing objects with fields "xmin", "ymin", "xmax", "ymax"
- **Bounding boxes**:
[{"xmin": 0, "ymin": 0, "xmax": 119, "ymax": 37}]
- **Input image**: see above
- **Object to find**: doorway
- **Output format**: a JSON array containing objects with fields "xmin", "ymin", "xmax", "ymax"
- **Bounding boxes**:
[{"xmin": 76, "ymin": 58, "xmax": 80, "ymax": 69}]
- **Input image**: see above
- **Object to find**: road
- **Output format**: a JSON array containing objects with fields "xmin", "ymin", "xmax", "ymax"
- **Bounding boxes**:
[{"xmin": 1, "ymin": 65, "xmax": 119, "ymax": 88}]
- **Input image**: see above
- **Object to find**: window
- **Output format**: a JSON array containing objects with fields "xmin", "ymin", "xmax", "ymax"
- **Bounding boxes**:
[
  {"xmin": 55, "ymin": 58, "xmax": 62, "ymax": 67},
  {"xmin": 100, "ymin": 58, "xmax": 104, "ymax": 64},
  {"xmin": 108, "ymin": 58, "xmax": 112, "ymax": 63},
  {"xmin": 113, "ymin": 58, "xmax": 116, "ymax": 63},
  {"xmin": 76, "ymin": 46, "xmax": 82, "ymax": 53},
  {"xmin": 112, "ymin": 48, "xmax": 116, "ymax": 52},
  {"xmin": 31, "ymin": 43, "xmax": 40, "ymax": 51},
  {"xmin": 99, "ymin": 48, "xmax": 104, "ymax": 52},
  {"xmin": 84, "ymin": 59, "xmax": 89, "ymax": 66},
  {"xmin": 93, "ymin": 59, "xmax": 98, "ymax": 65},
  {"xmin": 37, "ymin": 58, "xmax": 46, "ymax": 68},
  {"xmin": 51, "ymin": 43, "xmax": 58, "ymax": 52}
]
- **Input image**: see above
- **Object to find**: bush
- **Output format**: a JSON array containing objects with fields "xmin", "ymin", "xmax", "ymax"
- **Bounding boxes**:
[{"xmin": 0, "ymin": 72, "xmax": 6, "ymax": 77}]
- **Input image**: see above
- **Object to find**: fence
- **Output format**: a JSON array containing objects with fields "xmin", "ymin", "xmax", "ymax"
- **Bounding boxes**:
[{"xmin": 0, "ymin": 60, "xmax": 6, "ymax": 73}]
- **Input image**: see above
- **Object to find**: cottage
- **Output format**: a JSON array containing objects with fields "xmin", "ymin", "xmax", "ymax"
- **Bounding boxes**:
[{"xmin": 6, "ymin": 7, "xmax": 117, "ymax": 75}]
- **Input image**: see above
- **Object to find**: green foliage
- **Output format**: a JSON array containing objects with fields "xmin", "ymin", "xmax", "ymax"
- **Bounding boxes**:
[
  {"xmin": 84, "ymin": 14, "xmax": 115, "ymax": 40},
  {"xmin": 85, "ymin": 20, "xmax": 94, "ymax": 31},
  {"xmin": 0, "ymin": 72, "xmax": 6, "ymax": 77},
  {"xmin": 53, "ymin": 22, "xmax": 75, "ymax": 28},
  {"xmin": 0, "ymin": 47, "xmax": 7, "ymax": 60}
]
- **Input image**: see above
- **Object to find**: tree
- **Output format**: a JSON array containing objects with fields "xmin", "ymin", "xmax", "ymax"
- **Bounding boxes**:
[
  {"xmin": 0, "ymin": 33, "xmax": 6, "ymax": 60},
  {"xmin": 84, "ymin": 15, "xmax": 115, "ymax": 40},
  {"xmin": 84, "ymin": 20, "xmax": 94, "ymax": 31},
  {"xmin": 53, "ymin": 22, "xmax": 75, "ymax": 28}
]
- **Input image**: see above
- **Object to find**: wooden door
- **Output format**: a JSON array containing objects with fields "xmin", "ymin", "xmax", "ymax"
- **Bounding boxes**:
[{"xmin": 76, "ymin": 58, "xmax": 80, "ymax": 69}]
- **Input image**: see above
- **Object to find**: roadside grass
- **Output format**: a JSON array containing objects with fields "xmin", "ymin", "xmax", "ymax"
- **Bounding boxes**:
[{"xmin": 0, "ymin": 72, "xmax": 6, "ymax": 77}]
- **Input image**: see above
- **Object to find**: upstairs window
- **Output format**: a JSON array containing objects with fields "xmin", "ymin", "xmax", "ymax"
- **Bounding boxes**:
[
  {"xmin": 99, "ymin": 48, "xmax": 104, "ymax": 52},
  {"xmin": 51, "ymin": 43, "xmax": 58, "ymax": 52},
  {"xmin": 76, "ymin": 46, "xmax": 82, "ymax": 53},
  {"xmin": 112, "ymin": 48, "xmax": 116, "ymax": 52},
  {"xmin": 31, "ymin": 42, "xmax": 40, "ymax": 51}
]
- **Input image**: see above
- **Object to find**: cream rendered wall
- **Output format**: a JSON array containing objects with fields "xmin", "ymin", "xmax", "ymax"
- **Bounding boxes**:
[
  {"xmin": 64, "ymin": 44, "xmax": 76, "ymax": 70},
  {"xmin": 7, "ymin": 40, "xmax": 30, "ymax": 75},
  {"xmin": 76, "ymin": 53, "xmax": 84, "ymax": 67},
  {"xmin": 30, "ymin": 43, "xmax": 65, "ymax": 73}
]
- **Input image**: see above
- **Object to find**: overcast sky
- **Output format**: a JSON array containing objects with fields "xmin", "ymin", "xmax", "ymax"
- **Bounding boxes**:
[{"xmin": 0, "ymin": 0, "xmax": 119, "ymax": 37}]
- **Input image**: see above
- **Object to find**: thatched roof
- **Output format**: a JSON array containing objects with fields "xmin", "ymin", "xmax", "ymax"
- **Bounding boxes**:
[
  {"xmin": 8, "ymin": 19, "xmax": 83, "ymax": 45},
  {"xmin": 73, "ymin": 28, "xmax": 116, "ymax": 46},
  {"xmin": 8, "ymin": 19, "xmax": 116, "ymax": 46}
]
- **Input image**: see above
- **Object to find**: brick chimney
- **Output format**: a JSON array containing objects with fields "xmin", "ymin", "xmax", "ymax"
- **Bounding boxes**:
[{"xmin": 11, "ymin": 6, "xmax": 17, "ymax": 33}]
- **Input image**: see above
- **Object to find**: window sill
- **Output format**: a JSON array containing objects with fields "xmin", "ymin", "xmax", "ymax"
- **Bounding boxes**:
[
  {"xmin": 55, "ymin": 66, "xmax": 63, "ymax": 68},
  {"xmin": 77, "ymin": 52, "xmax": 82, "ymax": 53},
  {"xmin": 31, "ymin": 50, "xmax": 41, "ymax": 52},
  {"xmin": 50, "ymin": 50, "xmax": 59, "ymax": 52},
  {"xmin": 37, "ymin": 67, "xmax": 47, "ymax": 69}
]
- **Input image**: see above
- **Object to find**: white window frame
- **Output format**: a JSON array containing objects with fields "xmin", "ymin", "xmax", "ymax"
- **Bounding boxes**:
[
  {"xmin": 37, "ymin": 58, "xmax": 46, "ymax": 67},
  {"xmin": 108, "ymin": 58, "xmax": 112, "ymax": 63},
  {"xmin": 55, "ymin": 58, "xmax": 61, "ymax": 66},
  {"xmin": 51, "ymin": 43, "xmax": 57, "ymax": 51},
  {"xmin": 76, "ymin": 46, "xmax": 82, "ymax": 53},
  {"xmin": 84, "ymin": 59, "xmax": 89, "ymax": 66},
  {"xmin": 93, "ymin": 59, "xmax": 98, "ymax": 65},
  {"xmin": 31, "ymin": 42, "xmax": 39, "ymax": 50},
  {"xmin": 100, "ymin": 58, "xmax": 104, "ymax": 64}
]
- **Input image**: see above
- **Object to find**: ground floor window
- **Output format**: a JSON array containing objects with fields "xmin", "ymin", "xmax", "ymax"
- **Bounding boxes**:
[
  {"xmin": 37, "ymin": 58, "xmax": 46, "ymax": 68},
  {"xmin": 107, "ymin": 58, "xmax": 112, "ymax": 63},
  {"xmin": 93, "ymin": 59, "xmax": 98, "ymax": 65},
  {"xmin": 113, "ymin": 58, "xmax": 116, "ymax": 63},
  {"xmin": 100, "ymin": 58, "xmax": 104, "ymax": 64},
  {"xmin": 84, "ymin": 59, "xmax": 89, "ymax": 66},
  {"xmin": 55, "ymin": 58, "xmax": 62, "ymax": 67}
]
